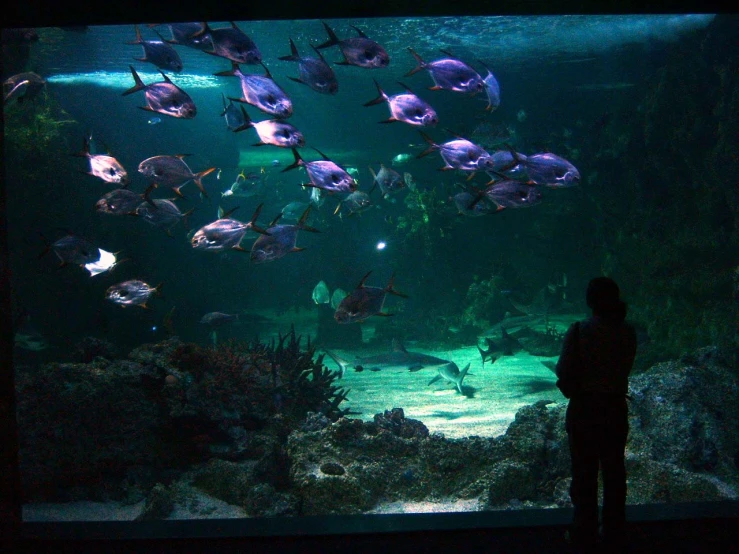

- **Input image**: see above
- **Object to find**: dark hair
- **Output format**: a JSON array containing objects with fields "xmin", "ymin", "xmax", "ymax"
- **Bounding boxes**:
[{"xmin": 586, "ymin": 277, "xmax": 627, "ymax": 322}]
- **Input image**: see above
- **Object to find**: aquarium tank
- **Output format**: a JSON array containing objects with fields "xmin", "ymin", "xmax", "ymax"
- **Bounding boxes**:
[{"xmin": 3, "ymin": 12, "xmax": 738, "ymax": 526}]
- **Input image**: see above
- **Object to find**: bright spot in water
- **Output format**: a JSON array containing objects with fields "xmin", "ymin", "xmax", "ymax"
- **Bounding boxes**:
[
  {"xmin": 376, "ymin": 241, "xmax": 387, "ymax": 251},
  {"xmin": 151, "ymin": 326, "xmax": 158, "ymax": 332}
]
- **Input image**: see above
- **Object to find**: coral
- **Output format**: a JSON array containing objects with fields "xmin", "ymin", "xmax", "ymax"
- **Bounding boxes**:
[{"xmin": 461, "ymin": 274, "xmax": 509, "ymax": 329}]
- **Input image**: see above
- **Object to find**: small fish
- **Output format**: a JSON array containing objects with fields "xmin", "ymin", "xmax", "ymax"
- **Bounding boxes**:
[
  {"xmin": 316, "ymin": 22, "xmax": 389, "ymax": 69},
  {"xmin": 334, "ymin": 271, "xmax": 408, "ymax": 324},
  {"xmin": 147, "ymin": 117, "xmax": 162, "ymax": 125},
  {"xmin": 279, "ymin": 38, "xmax": 338, "ymax": 95},
  {"xmin": 199, "ymin": 311, "xmax": 239, "ymax": 327},
  {"xmin": 202, "ymin": 21, "xmax": 261, "ymax": 65},
  {"xmin": 238, "ymin": 108, "xmax": 305, "ymax": 148},
  {"xmin": 364, "ymin": 80, "xmax": 438, "ymax": 126},
  {"xmin": 272, "ymin": 159, "xmax": 282, "ymax": 167},
  {"xmin": 521, "ymin": 152, "xmax": 580, "ymax": 188},
  {"xmin": 215, "ymin": 62, "xmax": 292, "ymax": 119},
  {"xmin": 222, "ymin": 170, "xmax": 264, "ymax": 199},
  {"xmin": 122, "ymin": 66, "xmax": 196, "ymax": 119},
  {"xmin": 477, "ymin": 329, "xmax": 522, "ymax": 366},
  {"xmin": 452, "ymin": 190, "xmax": 501, "ymax": 217},
  {"xmin": 3, "ymin": 72, "xmax": 45, "ymax": 104},
  {"xmin": 191, "ymin": 204, "xmax": 269, "ymax": 252},
  {"xmin": 369, "ymin": 164, "xmax": 405, "ymax": 199},
  {"xmin": 250, "ymin": 206, "xmax": 319, "ymax": 264},
  {"xmin": 479, "ymin": 60, "xmax": 500, "ymax": 112},
  {"xmin": 482, "ymin": 179, "xmax": 542, "ymax": 209},
  {"xmin": 127, "ymin": 24, "xmax": 183, "ymax": 72},
  {"xmin": 324, "ymin": 340, "xmax": 449, "ymax": 377},
  {"xmin": 312, "ymin": 280, "xmax": 331, "ymax": 304},
  {"xmin": 282, "ymin": 148, "xmax": 356, "ymax": 194},
  {"xmin": 487, "ymin": 149, "xmax": 528, "ymax": 178},
  {"xmin": 106, "ymin": 280, "xmax": 160, "ymax": 309},
  {"xmin": 138, "ymin": 155, "xmax": 215, "ymax": 197},
  {"xmin": 330, "ymin": 288, "xmax": 348, "ymax": 310},
  {"xmin": 517, "ymin": 109, "xmax": 527, "ymax": 122},
  {"xmin": 73, "ymin": 135, "xmax": 128, "ymax": 185},
  {"xmin": 158, "ymin": 23, "xmax": 212, "ymax": 51},
  {"xmin": 406, "ymin": 48, "xmax": 484, "ymax": 94},
  {"xmin": 220, "ymin": 93, "xmax": 250, "ymax": 132},
  {"xmin": 216, "ymin": 168, "xmax": 222, "ymax": 180},
  {"xmin": 391, "ymin": 153, "xmax": 413, "ymax": 166},
  {"xmin": 428, "ymin": 362, "xmax": 471, "ymax": 394},
  {"xmin": 136, "ymin": 196, "xmax": 193, "ymax": 235},
  {"xmin": 417, "ymin": 131, "xmax": 494, "ymax": 173},
  {"xmin": 40, "ymin": 233, "xmax": 100, "ymax": 268},
  {"xmin": 335, "ymin": 190, "xmax": 372, "ymax": 217},
  {"xmin": 281, "ymin": 201, "xmax": 310, "ymax": 221},
  {"xmin": 96, "ymin": 187, "xmax": 151, "ymax": 215}
]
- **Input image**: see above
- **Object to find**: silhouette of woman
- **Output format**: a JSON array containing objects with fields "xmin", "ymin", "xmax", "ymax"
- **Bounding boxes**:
[{"xmin": 556, "ymin": 277, "xmax": 637, "ymax": 551}]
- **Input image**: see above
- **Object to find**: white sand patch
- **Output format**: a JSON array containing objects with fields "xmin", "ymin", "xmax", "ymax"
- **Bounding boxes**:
[{"xmin": 368, "ymin": 498, "xmax": 482, "ymax": 514}]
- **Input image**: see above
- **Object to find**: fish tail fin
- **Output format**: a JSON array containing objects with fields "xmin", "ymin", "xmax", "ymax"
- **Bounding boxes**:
[
  {"xmin": 282, "ymin": 148, "xmax": 302, "ymax": 173},
  {"xmin": 126, "ymin": 24, "xmax": 143, "ymax": 45},
  {"xmin": 213, "ymin": 61, "xmax": 240, "ymax": 78},
  {"xmin": 416, "ymin": 131, "xmax": 438, "ymax": 158},
  {"xmin": 192, "ymin": 167, "xmax": 216, "ymax": 197},
  {"xmin": 297, "ymin": 205, "xmax": 320, "ymax": 233},
  {"xmin": 385, "ymin": 272, "xmax": 408, "ymax": 298},
  {"xmin": 232, "ymin": 105, "xmax": 253, "ymax": 133},
  {"xmin": 143, "ymin": 183, "xmax": 158, "ymax": 208},
  {"xmin": 316, "ymin": 21, "xmax": 340, "ymax": 50},
  {"xmin": 72, "ymin": 134, "xmax": 92, "ymax": 158},
  {"xmin": 363, "ymin": 79, "xmax": 387, "ymax": 107},
  {"xmin": 323, "ymin": 349, "xmax": 350, "ymax": 378},
  {"xmin": 278, "ymin": 38, "xmax": 301, "ymax": 61},
  {"xmin": 477, "ymin": 344, "xmax": 488, "ymax": 367},
  {"xmin": 405, "ymin": 47, "xmax": 426, "ymax": 77},
  {"xmin": 122, "ymin": 65, "xmax": 146, "ymax": 96},
  {"xmin": 249, "ymin": 203, "xmax": 270, "ymax": 235},
  {"xmin": 457, "ymin": 363, "xmax": 471, "ymax": 393}
]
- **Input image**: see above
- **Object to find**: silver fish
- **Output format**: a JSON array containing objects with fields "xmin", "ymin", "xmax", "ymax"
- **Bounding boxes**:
[
  {"xmin": 391, "ymin": 153, "xmax": 413, "ymax": 166},
  {"xmin": 364, "ymin": 80, "xmax": 438, "ymax": 126},
  {"xmin": 239, "ymin": 109, "xmax": 305, "ymax": 148},
  {"xmin": 316, "ymin": 22, "xmax": 389, "ymax": 69},
  {"xmin": 106, "ymin": 280, "xmax": 160, "ymax": 308},
  {"xmin": 479, "ymin": 60, "xmax": 500, "ymax": 112},
  {"xmin": 324, "ymin": 340, "xmax": 450, "ymax": 378},
  {"xmin": 96, "ymin": 188, "xmax": 149, "ymax": 215},
  {"xmin": 250, "ymin": 206, "xmax": 319, "ymax": 264},
  {"xmin": 522, "ymin": 153, "xmax": 580, "ymax": 188},
  {"xmin": 215, "ymin": 62, "xmax": 292, "ymax": 119},
  {"xmin": 41, "ymin": 234, "xmax": 100, "ymax": 268},
  {"xmin": 74, "ymin": 135, "xmax": 128, "ymax": 185},
  {"xmin": 122, "ymin": 66, "xmax": 196, "ymax": 119},
  {"xmin": 138, "ymin": 155, "xmax": 215, "ymax": 197},
  {"xmin": 336, "ymin": 190, "xmax": 372, "ymax": 217},
  {"xmin": 191, "ymin": 204, "xmax": 268, "ymax": 252},
  {"xmin": 136, "ymin": 198, "xmax": 193, "ymax": 234},
  {"xmin": 127, "ymin": 24, "xmax": 183, "ymax": 73},
  {"xmin": 369, "ymin": 164, "xmax": 405, "ymax": 198},
  {"xmin": 203, "ymin": 21, "xmax": 261, "ymax": 65},
  {"xmin": 221, "ymin": 93, "xmax": 250, "ymax": 132},
  {"xmin": 279, "ymin": 38, "xmax": 338, "ymax": 95},
  {"xmin": 406, "ymin": 48, "xmax": 484, "ymax": 95},
  {"xmin": 417, "ymin": 131, "xmax": 493, "ymax": 173},
  {"xmin": 483, "ymin": 180, "xmax": 542, "ymax": 209},
  {"xmin": 282, "ymin": 148, "xmax": 355, "ymax": 194}
]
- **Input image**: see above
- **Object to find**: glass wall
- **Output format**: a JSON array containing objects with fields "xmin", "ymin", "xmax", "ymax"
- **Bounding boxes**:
[{"xmin": 4, "ymin": 13, "xmax": 737, "ymax": 523}]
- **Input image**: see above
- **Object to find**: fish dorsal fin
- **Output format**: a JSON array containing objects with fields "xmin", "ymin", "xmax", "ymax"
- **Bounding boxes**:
[
  {"xmin": 357, "ymin": 270, "xmax": 373, "ymax": 289},
  {"xmin": 219, "ymin": 205, "xmax": 239, "ymax": 219},
  {"xmin": 444, "ymin": 127, "xmax": 469, "ymax": 141},
  {"xmin": 311, "ymin": 44, "xmax": 327, "ymax": 62},
  {"xmin": 397, "ymin": 81, "xmax": 415, "ymax": 94},
  {"xmin": 312, "ymin": 147, "xmax": 331, "ymax": 161},
  {"xmin": 260, "ymin": 62, "xmax": 273, "ymax": 79},
  {"xmin": 159, "ymin": 71, "xmax": 173, "ymax": 83},
  {"xmin": 439, "ymin": 48, "xmax": 457, "ymax": 59},
  {"xmin": 350, "ymin": 25, "xmax": 368, "ymax": 38},
  {"xmin": 174, "ymin": 154, "xmax": 191, "ymax": 160},
  {"xmin": 268, "ymin": 213, "xmax": 283, "ymax": 227},
  {"xmin": 391, "ymin": 339, "xmax": 407, "ymax": 353}
]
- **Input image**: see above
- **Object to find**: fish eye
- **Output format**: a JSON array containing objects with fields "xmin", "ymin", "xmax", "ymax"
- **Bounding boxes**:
[
  {"xmin": 364, "ymin": 50, "xmax": 373, "ymax": 60},
  {"xmin": 119, "ymin": 290, "xmax": 128, "ymax": 297},
  {"xmin": 172, "ymin": 99, "xmax": 181, "ymax": 108},
  {"xmin": 266, "ymin": 94, "xmax": 275, "ymax": 103}
]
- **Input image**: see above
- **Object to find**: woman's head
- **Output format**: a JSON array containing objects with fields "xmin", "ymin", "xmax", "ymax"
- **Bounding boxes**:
[{"xmin": 586, "ymin": 277, "xmax": 627, "ymax": 322}]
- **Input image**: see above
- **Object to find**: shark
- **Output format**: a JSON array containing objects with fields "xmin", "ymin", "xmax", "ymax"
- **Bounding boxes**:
[
  {"xmin": 324, "ymin": 341, "xmax": 455, "ymax": 378},
  {"xmin": 477, "ymin": 328, "xmax": 523, "ymax": 367},
  {"xmin": 428, "ymin": 362, "xmax": 471, "ymax": 394}
]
